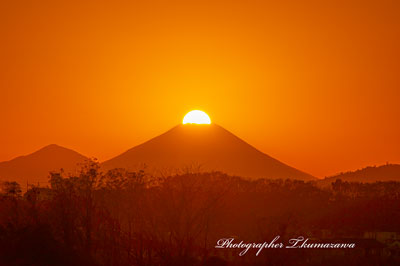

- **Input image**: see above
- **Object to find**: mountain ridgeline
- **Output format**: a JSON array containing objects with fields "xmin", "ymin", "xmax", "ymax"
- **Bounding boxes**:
[
  {"xmin": 3, "ymin": 125, "xmax": 400, "ymax": 184},
  {"xmin": 0, "ymin": 124, "xmax": 315, "ymax": 183},
  {"xmin": 318, "ymin": 164, "xmax": 400, "ymax": 186}
]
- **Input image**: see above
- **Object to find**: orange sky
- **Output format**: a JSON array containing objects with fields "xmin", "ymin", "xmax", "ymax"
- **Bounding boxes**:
[{"xmin": 1, "ymin": 0, "xmax": 399, "ymax": 177}]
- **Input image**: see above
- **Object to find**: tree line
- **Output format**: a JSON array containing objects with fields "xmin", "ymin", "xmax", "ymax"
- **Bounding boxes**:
[{"xmin": 0, "ymin": 160, "xmax": 399, "ymax": 265}]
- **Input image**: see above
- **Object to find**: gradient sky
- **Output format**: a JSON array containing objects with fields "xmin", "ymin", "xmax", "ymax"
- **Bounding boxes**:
[{"xmin": 1, "ymin": 0, "xmax": 399, "ymax": 177}]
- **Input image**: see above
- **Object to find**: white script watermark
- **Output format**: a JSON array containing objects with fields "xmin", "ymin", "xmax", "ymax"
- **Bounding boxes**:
[{"xmin": 215, "ymin": 236, "xmax": 356, "ymax": 256}]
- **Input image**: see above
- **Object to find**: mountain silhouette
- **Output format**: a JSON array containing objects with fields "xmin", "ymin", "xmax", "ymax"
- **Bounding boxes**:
[
  {"xmin": 102, "ymin": 124, "xmax": 315, "ymax": 180},
  {"xmin": 0, "ymin": 144, "xmax": 87, "ymax": 186},
  {"xmin": 318, "ymin": 164, "xmax": 400, "ymax": 186}
]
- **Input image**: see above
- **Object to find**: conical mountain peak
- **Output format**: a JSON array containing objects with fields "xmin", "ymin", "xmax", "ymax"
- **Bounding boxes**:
[{"xmin": 102, "ymin": 124, "xmax": 315, "ymax": 180}]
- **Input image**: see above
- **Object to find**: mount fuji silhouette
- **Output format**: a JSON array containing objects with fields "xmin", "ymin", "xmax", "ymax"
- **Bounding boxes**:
[{"xmin": 102, "ymin": 124, "xmax": 315, "ymax": 180}]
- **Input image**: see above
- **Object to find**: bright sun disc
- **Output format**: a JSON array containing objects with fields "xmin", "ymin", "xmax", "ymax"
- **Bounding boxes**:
[{"xmin": 183, "ymin": 110, "xmax": 211, "ymax": 124}]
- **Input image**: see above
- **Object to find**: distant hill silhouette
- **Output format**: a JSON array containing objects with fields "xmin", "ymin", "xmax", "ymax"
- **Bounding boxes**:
[
  {"xmin": 318, "ymin": 164, "xmax": 400, "ymax": 186},
  {"xmin": 102, "ymin": 124, "xmax": 315, "ymax": 180},
  {"xmin": 0, "ymin": 144, "xmax": 87, "ymax": 186}
]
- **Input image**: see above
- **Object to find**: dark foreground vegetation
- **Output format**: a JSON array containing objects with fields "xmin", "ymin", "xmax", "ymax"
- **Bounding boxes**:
[{"xmin": 1, "ymin": 160, "xmax": 400, "ymax": 266}]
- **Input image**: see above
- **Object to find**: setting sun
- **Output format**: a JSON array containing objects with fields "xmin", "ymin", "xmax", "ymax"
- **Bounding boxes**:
[{"xmin": 182, "ymin": 110, "xmax": 211, "ymax": 124}]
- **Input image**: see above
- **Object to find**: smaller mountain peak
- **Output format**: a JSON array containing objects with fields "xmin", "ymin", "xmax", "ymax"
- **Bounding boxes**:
[
  {"xmin": 23, "ymin": 144, "xmax": 87, "ymax": 161},
  {"xmin": 34, "ymin": 144, "xmax": 82, "ymax": 156}
]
